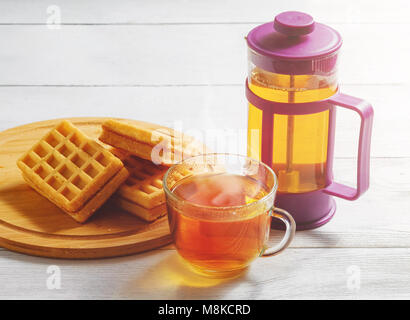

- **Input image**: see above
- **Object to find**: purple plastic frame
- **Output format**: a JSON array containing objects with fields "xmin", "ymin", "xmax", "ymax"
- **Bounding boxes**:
[{"xmin": 246, "ymin": 79, "xmax": 374, "ymax": 229}]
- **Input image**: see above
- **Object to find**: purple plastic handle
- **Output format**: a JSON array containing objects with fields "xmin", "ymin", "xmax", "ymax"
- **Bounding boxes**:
[{"xmin": 323, "ymin": 93, "xmax": 374, "ymax": 200}]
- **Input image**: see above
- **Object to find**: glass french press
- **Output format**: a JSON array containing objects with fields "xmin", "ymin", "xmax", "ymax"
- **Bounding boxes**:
[{"xmin": 246, "ymin": 11, "xmax": 374, "ymax": 229}]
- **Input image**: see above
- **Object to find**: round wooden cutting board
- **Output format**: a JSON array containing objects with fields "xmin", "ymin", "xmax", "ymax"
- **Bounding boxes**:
[{"xmin": 0, "ymin": 118, "xmax": 172, "ymax": 259}]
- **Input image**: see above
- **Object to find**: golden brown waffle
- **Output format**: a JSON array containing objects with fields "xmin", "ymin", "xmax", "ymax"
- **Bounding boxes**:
[
  {"xmin": 16, "ymin": 120, "xmax": 127, "ymax": 222},
  {"xmin": 110, "ymin": 149, "xmax": 167, "ymax": 221},
  {"xmin": 115, "ymin": 153, "xmax": 168, "ymax": 209},
  {"xmin": 99, "ymin": 119, "xmax": 206, "ymax": 166},
  {"xmin": 24, "ymin": 167, "xmax": 129, "ymax": 223}
]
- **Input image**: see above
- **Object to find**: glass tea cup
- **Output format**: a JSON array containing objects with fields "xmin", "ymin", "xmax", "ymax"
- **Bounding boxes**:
[{"xmin": 163, "ymin": 153, "xmax": 296, "ymax": 277}]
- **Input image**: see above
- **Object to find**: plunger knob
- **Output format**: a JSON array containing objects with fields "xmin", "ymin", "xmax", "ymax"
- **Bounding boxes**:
[{"xmin": 274, "ymin": 11, "xmax": 315, "ymax": 36}]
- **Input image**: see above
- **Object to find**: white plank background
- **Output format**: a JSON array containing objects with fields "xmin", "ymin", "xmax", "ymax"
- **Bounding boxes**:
[{"xmin": 0, "ymin": 0, "xmax": 410, "ymax": 299}]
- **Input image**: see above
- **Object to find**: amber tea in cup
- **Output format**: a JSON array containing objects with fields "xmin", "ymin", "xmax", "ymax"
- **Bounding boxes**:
[{"xmin": 163, "ymin": 154, "xmax": 295, "ymax": 277}]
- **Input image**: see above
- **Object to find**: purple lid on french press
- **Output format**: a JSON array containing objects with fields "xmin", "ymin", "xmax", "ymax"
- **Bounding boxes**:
[{"xmin": 247, "ymin": 11, "xmax": 342, "ymax": 75}]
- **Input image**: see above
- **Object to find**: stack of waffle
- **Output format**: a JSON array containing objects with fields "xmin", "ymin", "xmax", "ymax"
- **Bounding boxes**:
[
  {"xmin": 16, "ymin": 119, "xmax": 204, "ymax": 223},
  {"xmin": 100, "ymin": 119, "xmax": 204, "ymax": 221},
  {"xmin": 111, "ymin": 149, "xmax": 169, "ymax": 221}
]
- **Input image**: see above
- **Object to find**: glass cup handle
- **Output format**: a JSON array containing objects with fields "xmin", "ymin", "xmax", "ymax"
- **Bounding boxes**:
[{"xmin": 262, "ymin": 207, "xmax": 296, "ymax": 257}]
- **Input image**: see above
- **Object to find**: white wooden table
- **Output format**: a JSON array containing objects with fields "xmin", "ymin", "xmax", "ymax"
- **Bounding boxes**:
[{"xmin": 1, "ymin": 0, "xmax": 409, "ymax": 299}]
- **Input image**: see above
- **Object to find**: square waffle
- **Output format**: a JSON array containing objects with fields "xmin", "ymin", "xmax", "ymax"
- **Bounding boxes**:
[
  {"xmin": 116, "ymin": 153, "xmax": 168, "ymax": 209},
  {"xmin": 17, "ymin": 120, "xmax": 128, "ymax": 223},
  {"xmin": 99, "ymin": 119, "xmax": 206, "ymax": 166},
  {"xmin": 24, "ymin": 167, "xmax": 129, "ymax": 223},
  {"xmin": 110, "ymin": 149, "xmax": 168, "ymax": 221}
]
